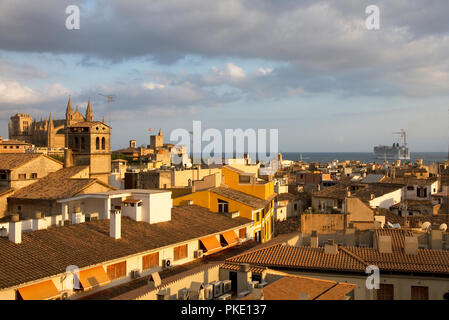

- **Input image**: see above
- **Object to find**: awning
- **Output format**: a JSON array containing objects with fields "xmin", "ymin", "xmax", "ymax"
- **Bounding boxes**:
[
  {"xmin": 222, "ymin": 230, "xmax": 239, "ymax": 247},
  {"xmin": 78, "ymin": 266, "xmax": 110, "ymax": 290},
  {"xmin": 18, "ymin": 280, "xmax": 60, "ymax": 300},
  {"xmin": 200, "ymin": 235, "xmax": 222, "ymax": 255}
]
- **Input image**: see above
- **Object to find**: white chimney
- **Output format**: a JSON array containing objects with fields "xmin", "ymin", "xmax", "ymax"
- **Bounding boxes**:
[
  {"xmin": 9, "ymin": 214, "xmax": 22, "ymax": 244},
  {"xmin": 32, "ymin": 211, "xmax": 47, "ymax": 231},
  {"xmin": 110, "ymin": 209, "xmax": 121, "ymax": 239}
]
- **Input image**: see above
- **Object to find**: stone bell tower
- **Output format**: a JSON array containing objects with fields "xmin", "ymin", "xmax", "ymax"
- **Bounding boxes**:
[{"xmin": 66, "ymin": 107, "xmax": 111, "ymax": 184}]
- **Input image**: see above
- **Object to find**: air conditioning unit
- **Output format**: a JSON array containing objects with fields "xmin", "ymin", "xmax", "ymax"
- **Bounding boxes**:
[
  {"xmin": 248, "ymin": 281, "xmax": 259, "ymax": 291},
  {"xmin": 194, "ymin": 249, "xmax": 204, "ymax": 259},
  {"xmin": 203, "ymin": 284, "xmax": 213, "ymax": 300},
  {"xmin": 217, "ymin": 293, "xmax": 232, "ymax": 300},
  {"xmin": 131, "ymin": 269, "xmax": 140, "ymax": 279},
  {"xmin": 157, "ymin": 289, "xmax": 170, "ymax": 300},
  {"xmin": 211, "ymin": 281, "xmax": 223, "ymax": 298},
  {"xmin": 222, "ymin": 280, "xmax": 232, "ymax": 293},
  {"xmin": 162, "ymin": 259, "xmax": 172, "ymax": 268},
  {"xmin": 178, "ymin": 288, "xmax": 189, "ymax": 300}
]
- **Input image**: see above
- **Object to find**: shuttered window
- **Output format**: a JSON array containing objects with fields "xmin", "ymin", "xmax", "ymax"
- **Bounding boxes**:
[
  {"xmin": 174, "ymin": 244, "xmax": 188, "ymax": 261},
  {"xmin": 142, "ymin": 252, "xmax": 159, "ymax": 270},
  {"xmin": 411, "ymin": 286, "xmax": 428, "ymax": 300},
  {"xmin": 239, "ymin": 228, "xmax": 246, "ymax": 239},
  {"xmin": 377, "ymin": 284, "xmax": 394, "ymax": 300},
  {"xmin": 106, "ymin": 261, "xmax": 127, "ymax": 280}
]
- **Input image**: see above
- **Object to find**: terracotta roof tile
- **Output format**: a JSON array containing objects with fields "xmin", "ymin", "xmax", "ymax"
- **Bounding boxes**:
[{"xmin": 0, "ymin": 205, "xmax": 252, "ymax": 289}]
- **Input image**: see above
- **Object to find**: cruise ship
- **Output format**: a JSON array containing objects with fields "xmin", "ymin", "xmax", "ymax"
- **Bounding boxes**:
[{"xmin": 373, "ymin": 129, "xmax": 410, "ymax": 161}]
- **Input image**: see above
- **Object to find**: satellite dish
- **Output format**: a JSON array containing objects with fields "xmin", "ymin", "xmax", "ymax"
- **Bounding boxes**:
[
  {"xmin": 421, "ymin": 221, "xmax": 431, "ymax": 231},
  {"xmin": 439, "ymin": 223, "xmax": 448, "ymax": 232}
]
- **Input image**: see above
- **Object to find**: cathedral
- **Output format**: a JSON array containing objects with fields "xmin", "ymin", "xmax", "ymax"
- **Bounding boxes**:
[{"xmin": 8, "ymin": 97, "xmax": 100, "ymax": 148}]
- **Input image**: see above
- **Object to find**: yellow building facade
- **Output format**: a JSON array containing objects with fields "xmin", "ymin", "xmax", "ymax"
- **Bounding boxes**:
[{"xmin": 173, "ymin": 165, "xmax": 276, "ymax": 243}]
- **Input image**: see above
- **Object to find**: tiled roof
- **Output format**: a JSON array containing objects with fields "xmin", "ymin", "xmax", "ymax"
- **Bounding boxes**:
[
  {"xmin": 227, "ymin": 244, "xmax": 367, "ymax": 273},
  {"xmin": 380, "ymin": 177, "xmax": 438, "ymax": 186},
  {"xmin": 0, "ymin": 154, "xmax": 44, "ymax": 170},
  {"xmin": 210, "ymin": 187, "xmax": 269, "ymax": 209},
  {"xmin": 312, "ymin": 183, "xmax": 400, "ymax": 201},
  {"xmin": 277, "ymin": 193, "xmax": 297, "ymax": 201},
  {"xmin": 9, "ymin": 166, "xmax": 105, "ymax": 200},
  {"xmin": 374, "ymin": 229, "xmax": 414, "ymax": 251},
  {"xmin": 0, "ymin": 205, "xmax": 253, "ymax": 290},
  {"xmin": 0, "ymin": 139, "xmax": 30, "ymax": 145},
  {"xmin": 227, "ymin": 243, "xmax": 449, "ymax": 276},
  {"xmin": 220, "ymin": 263, "xmax": 267, "ymax": 274}
]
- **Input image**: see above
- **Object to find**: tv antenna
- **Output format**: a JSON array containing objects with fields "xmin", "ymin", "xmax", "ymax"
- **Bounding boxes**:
[{"xmin": 98, "ymin": 93, "xmax": 116, "ymax": 126}]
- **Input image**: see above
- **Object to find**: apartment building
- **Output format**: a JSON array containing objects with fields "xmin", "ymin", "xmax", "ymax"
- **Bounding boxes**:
[{"xmin": 0, "ymin": 189, "xmax": 253, "ymax": 300}]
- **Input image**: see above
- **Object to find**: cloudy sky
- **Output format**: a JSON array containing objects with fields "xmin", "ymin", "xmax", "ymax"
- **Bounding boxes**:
[{"xmin": 1, "ymin": 0, "xmax": 449, "ymax": 152}]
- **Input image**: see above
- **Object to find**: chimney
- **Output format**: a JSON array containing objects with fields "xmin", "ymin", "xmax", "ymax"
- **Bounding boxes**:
[
  {"xmin": 9, "ymin": 214, "xmax": 22, "ymax": 244},
  {"xmin": 237, "ymin": 264, "xmax": 252, "ymax": 296},
  {"xmin": 71, "ymin": 207, "xmax": 84, "ymax": 224},
  {"xmin": 110, "ymin": 209, "xmax": 121, "ymax": 239},
  {"xmin": 129, "ymin": 140, "xmax": 136, "ymax": 148},
  {"xmin": 310, "ymin": 230, "xmax": 319, "ymax": 248},
  {"xmin": 404, "ymin": 236, "xmax": 418, "ymax": 255},
  {"xmin": 64, "ymin": 148, "xmax": 73, "ymax": 168},
  {"xmin": 429, "ymin": 230, "xmax": 443, "ymax": 250},
  {"xmin": 377, "ymin": 235, "xmax": 392, "ymax": 253},
  {"xmin": 324, "ymin": 239, "xmax": 338, "ymax": 254},
  {"xmin": 32, "ymin": 211, "xmax": 47, "ymax": 231}
]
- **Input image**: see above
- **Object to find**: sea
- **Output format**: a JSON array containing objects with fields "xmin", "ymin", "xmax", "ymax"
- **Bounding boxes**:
[{"xmin": 280, "ymin": 152, "xmax": 448, "ymax": 165}]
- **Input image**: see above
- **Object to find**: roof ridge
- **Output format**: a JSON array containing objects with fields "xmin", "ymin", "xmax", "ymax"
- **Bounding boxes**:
[
  {"xmin": 338, "ymin": 246, "xmax": 369, "ymax": 267},
  {"xmin": 226, "ymin": 243, "xmax": 284, "ymax": 262}
]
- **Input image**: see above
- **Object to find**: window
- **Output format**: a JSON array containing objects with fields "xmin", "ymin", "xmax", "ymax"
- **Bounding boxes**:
[
  {"xmin": 174, "ymin": 244, "xmax": 188, "ymax": 261},
  {"xmin": 294, "ymin": 203, "xmax": 298, "ymax": 211},
  {"xmin": 417, "ymin": 187, "xmax": 427, "ymax": 198},
  {"xmin": 256, "ymin": 212, "xmax": 260, "ymax": 222},
  {"xmin": 0, "ymin": 173, "xmax": 7, "ymax": 180},
  {"xmin": 74, "ymin": 137, "xmax": 79, "ymax": 149},
  {"xmin": 142, "ymin": 252, "xmax": 159, "ymax": 270},
  {"xmin": 101, "ymin": 137, "xmax": 106, "ymax": 150},
  {"xmin": 239, "ymin": 175, "xmax": 251, "ymax": 183},
  {"xmin": 411, "ymin": 286, "xmax": 429, "ymax": 300},
  {"xmin": 96, "ymin": 137, "xmax": 100, "ymax": 150},
  {"xmin": 138, "ymin": 202, "xmax": 142, "ymax": 207},
  {"xmin": 407, "ymin": 186, "xmax": 414, "ymax": 191},
  {"xmin": 218, "ymin": 199, "xmax": 229, "ymax": 213},
  {"xmin": 377, "ymin": 284, "xmax": 394, "ymax": 300},
  {"xmin": 18, "ymin": 173, "xmax": 26, "ymax": 180},
  {"xmin": 31, "ymin": 173, "xmax": 37, "ymax": 179},
  {"xmin": 106, "ymin": 261, "xmax": 127, "ymax": 280},
  {"xmin": 239, "ymin": 228, "xmax": 246, "ymax": 239},
  {"xmin": 81, "ymin": 137, "xmax": 85, "ymax": 150}
]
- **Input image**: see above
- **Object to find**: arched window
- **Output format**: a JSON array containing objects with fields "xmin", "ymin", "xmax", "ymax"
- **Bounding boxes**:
[
  {"xmin": 96, "ymin": 137, "xmax": 100, "ymax": 150},
  {"xmin": 101, "ymin": 137, "xmax": 106, "ymax": 150},
  {"xmin": 81, "ymin": 137, "xmax": 85, "ymax": 150},
  {"xmin": 74, "ymin": 137, "xmax": 79, "ymax": 150}
]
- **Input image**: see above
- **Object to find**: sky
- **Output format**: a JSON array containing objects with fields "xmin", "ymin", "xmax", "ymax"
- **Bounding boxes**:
[{"xmin": 1, "ymin": 0, "xmax": 449, "ymax": 152}]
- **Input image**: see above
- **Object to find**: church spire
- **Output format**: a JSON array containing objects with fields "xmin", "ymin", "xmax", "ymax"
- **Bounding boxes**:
[
  {"xmin": 85, "ymin": 100, "xmax": 93, "ymax": 121},
  {"xmin": 66, "ymin": 96, "xmax": 73, "ymax": 124}
]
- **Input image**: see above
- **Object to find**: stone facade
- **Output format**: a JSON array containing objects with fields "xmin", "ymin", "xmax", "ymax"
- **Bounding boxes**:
[{"xmin": 8, "ymin": 98, "xmax": 93, "ymax": 148}]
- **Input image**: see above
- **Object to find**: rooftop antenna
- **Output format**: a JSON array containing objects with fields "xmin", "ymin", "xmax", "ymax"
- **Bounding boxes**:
[{"xmin": 98, "ymin": 93, "xmax": 116, "ymax": 127}]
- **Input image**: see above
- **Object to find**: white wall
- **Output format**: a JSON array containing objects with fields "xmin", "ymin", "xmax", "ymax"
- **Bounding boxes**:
[{"xmin": 369, "ymin": 189, "xmax": 402, "ymax": 209}]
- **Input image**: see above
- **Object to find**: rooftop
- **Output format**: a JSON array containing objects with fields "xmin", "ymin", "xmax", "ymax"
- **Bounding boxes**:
[
  {"xmin": 0, "ymin": 205, "xmax": 252, "ymax": 290},
  {"xmin": 209, "ymin": 187, "xmax": 271, "ymax": 209}
]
